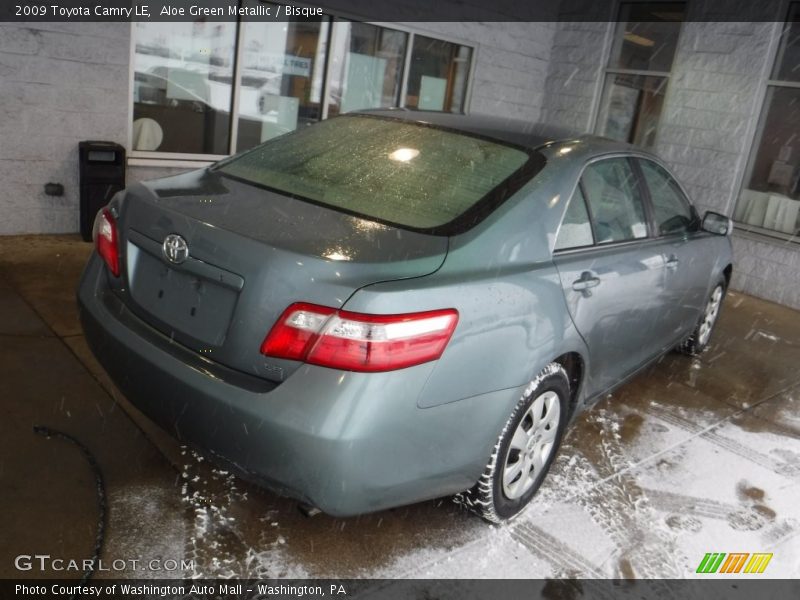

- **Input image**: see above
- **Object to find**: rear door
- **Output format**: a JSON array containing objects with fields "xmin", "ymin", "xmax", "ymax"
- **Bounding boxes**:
[{"xmin": 553, "ymin": 156, "xmax": 667, "ymax": 398}]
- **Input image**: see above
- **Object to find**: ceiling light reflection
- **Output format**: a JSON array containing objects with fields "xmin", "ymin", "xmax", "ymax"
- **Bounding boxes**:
[{"xmin": 388, "ymin": 148, "xmax": 420, "ymax": 162}]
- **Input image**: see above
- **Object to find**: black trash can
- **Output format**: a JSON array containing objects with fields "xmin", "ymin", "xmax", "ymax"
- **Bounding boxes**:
[{"xmin": 79, "ymin": 141, "xmax": 126, "ymax": 241}]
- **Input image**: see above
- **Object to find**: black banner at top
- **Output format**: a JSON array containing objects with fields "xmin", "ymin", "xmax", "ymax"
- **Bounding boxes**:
[{"xmin": 0, "ymin": 0, "xmax": 794, "ymax": 22}]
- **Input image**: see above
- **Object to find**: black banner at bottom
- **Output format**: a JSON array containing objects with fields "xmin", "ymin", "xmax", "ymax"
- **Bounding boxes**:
[{"xmin": 3, "ymin": 579, "xmax": 800, "ymax": 600}]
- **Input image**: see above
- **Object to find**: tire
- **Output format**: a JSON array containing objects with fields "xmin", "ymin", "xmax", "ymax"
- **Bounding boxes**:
[
  {"xmin": 457, "ymin": 362, "xmax": 570, "ymax": 523},
  {"xmin": 677, "ymin": 277, "xmax": 726, "ymax": 356}
]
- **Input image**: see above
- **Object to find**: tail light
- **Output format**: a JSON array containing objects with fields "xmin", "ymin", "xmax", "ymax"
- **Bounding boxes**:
[
  {"xmin": 261, "ymin": 302, "xmax": 459, "ymax": 372},
  {"xmin": 92, "ymin": 207, "xmax": 120, "ymax": 277}
]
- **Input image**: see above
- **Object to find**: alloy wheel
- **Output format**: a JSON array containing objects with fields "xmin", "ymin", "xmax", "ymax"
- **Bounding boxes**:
[
  {"xmin": 502, "ymin": 390, "xmax": 560, "ymax": 500},
  {"xmin": 698, "ymin": 285, "xmax": 723, "ymax": 347}
]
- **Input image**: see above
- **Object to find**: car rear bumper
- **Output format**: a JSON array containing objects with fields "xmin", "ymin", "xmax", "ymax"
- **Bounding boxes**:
[{"xmin": 78, "ymin": 255, "xmax": 515, "ymax": 516}]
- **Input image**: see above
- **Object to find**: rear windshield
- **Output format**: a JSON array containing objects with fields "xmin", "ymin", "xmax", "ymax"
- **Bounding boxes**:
[{"xmin": 216, "ymin": 115, "xmax": 543, "ymax": 234}]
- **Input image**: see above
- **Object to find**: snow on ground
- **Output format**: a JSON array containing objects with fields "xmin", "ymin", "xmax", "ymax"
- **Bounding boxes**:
[
  {"xmin": 106, "ymin": 484, "xmax": 189, "ymax": 579},
  {"xmin": 100, "ymin": 389, "xmax": 799, "ymax": 582},
  {"xmin": 98, "ymin": 291, "xmax": 800, "ymax": 580},
  {"xmin": 157, "ymin": 388, "xmax": 785, "ymax": 580},
  {"xmin": 135, "ymin": 379, "xmax": 799, "ymax": 580}
]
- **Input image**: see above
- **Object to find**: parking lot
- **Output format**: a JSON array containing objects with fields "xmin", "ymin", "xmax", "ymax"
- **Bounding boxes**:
[{"xmin": 1, "ymin": 234, "xmax": 799, "ymax": 579}]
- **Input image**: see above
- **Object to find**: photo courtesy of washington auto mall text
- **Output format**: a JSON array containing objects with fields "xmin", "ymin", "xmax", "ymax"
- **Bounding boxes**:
[{"xmin": 15, "ymin": 582, "xmax": 349, "ymax": 598}]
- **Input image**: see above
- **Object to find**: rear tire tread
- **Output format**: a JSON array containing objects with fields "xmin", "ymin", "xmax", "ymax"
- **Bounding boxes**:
[{"xmin": 455, "ymin": 362, "xmax": 569, "ymax": 523}]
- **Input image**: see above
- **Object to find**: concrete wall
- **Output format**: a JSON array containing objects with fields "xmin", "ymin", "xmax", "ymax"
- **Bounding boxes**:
[
  {"xmin": 540, "ymin": 16, "xmax": 776, "ymax": 217},
  {"xmin": 0, "ymin": 23, "xmax": 131, "ymax": 234},
  {"xmin": 0, "ymin": 17, "xmax": 555, "ymax": 235},
  {"xmin": 539, "ymin": 21, "xmax": 610, "ymax": 132},
  {"xmin": 657, "ymin": 15, "xmax": 800, "ymax": 310},
  {"xmin": 655, "ymin": 19, "xmax": 776, "ymax": 218},
  {"xmin": 732, "ymin": 233, "xmax": 800, "ymax": 308},
  {"xmin": 539, "ymin": 1, "xmax": 800, "ymax": 310}
]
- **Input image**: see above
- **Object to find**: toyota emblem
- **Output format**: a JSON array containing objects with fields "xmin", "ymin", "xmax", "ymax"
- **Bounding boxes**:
[{"xmin": 162, "ymin": 234, "xmax": 189, "ymax": 265}]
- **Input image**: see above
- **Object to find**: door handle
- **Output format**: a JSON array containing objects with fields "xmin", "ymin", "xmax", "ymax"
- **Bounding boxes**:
[
  {"xmin": 665, "ymin": 255, "xmax": 680, "ymax": 270},
  {"xmin": 572, "ymin": 272, "xmax": 601, "ymax": 291}
]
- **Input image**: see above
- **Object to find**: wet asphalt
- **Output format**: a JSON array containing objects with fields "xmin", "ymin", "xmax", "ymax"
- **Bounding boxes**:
[{"xmin": 1, "ymin": 234, "xmax": 798, "ymax": 579}]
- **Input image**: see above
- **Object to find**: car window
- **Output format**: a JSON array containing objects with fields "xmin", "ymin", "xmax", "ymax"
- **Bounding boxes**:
[
  {"xmin": 555, "ymin": 185, "xmax": 594, "ymax": 250},
  {"xmin": 216, "ymin": 115, "xmax": 539, "ymax": 233},
  {"xmin": 581, "ymin": 158, "xmax": 649, "ymax": 243},
  {"xmin": 638, "ymin": 159, "xmax": 695, "ymax": 235}
]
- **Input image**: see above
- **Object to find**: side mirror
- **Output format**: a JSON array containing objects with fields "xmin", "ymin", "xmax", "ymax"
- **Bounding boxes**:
[{"xmin": 702, "ymin": 211, "xmax": 733, "ymax": 236}]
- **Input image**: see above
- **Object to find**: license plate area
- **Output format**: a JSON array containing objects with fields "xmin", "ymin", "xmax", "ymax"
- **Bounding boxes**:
[{"xmin": 127, "ymin": 241, "xmax": 239, "ymax": 347}]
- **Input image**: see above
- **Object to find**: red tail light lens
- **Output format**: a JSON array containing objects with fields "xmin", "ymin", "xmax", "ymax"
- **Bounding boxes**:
[
  {"xmin": 92, "ymin": 208, "xmax": 120, "ymax": 277},
  {"xmin": 261, "ymin": 303, "xmax": 459, "ymax": 372}
]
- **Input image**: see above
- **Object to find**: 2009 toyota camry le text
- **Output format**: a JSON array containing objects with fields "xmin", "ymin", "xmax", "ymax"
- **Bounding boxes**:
[{"xmin": 78, "ymin": 109, "xmax": 733, "ymax": 521}]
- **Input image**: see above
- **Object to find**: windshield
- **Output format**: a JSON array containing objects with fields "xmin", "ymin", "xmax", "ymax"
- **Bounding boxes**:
[{"xmin": 216, "ymin": 114, "xmax": 544, "ymax": 234}]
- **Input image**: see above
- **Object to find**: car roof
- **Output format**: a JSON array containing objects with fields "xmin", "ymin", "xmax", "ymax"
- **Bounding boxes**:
[{"xmin": 354, "ymin": 108, "xmax": 634, "ymax": 153}]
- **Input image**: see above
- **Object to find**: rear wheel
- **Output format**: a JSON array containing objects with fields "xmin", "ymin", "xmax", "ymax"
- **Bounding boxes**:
[
  {"xmin": 457, "ymin": 363, "xmax": 569, "ymax": 523},
  {"xmin": 677, "ymin": 278, "xmax": 726, "ymax": 356}
]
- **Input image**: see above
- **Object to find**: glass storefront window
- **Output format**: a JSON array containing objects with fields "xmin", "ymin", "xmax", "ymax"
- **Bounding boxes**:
[
  {"xmin": 735, "ymin": 2, "xmax": 800, "ymax": 239},
  {"xmin": 607, "ymin": 2, "xmax": 685, "ymax": 73},
  {"xmin": 235, "ymin": 13, "xmax": 329, "ymax": 151},
  {"xmin": 771, "ymin": 4, "xmax": 800, "ymax": 82},
  {"xmin": 595, "ymin": 74, "xmax": 668, "ymax": 148},
  {"xmin": 595, "ymin": 2, "xmax": 685, "ymax": 149},
  {"xmin": 736, "ymin": 87, "xmax": 800, "ymax": 236},
  {"xmin": 326, "ymin": 21, "xmax": 407, "ymax": 117},
  {"xmin": 130, "ymin": 11, "xmax": 474, "ymax": 157},
  {"xmin": 132, "ymin": 19, "xmax": 237, "ymax": 154},
  {"xmin": 405, "ymin": 35, "xmax": 472, "ymax": 113}
]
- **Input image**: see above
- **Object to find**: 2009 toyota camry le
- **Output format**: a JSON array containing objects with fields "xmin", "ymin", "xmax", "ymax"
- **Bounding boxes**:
[{"xmin": 78, "ymin": 109, "xmax": 733, "ymax": 522}]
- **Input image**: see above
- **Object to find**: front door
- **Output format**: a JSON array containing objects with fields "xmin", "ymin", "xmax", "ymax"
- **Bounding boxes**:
[{"xmin": 635, "ymin": 158, "xmax": 716, "ymax": 347}]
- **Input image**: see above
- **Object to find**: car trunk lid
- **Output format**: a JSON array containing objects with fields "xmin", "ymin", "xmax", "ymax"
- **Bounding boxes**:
[{"xmin": 117, "ymin": 168, "xmax": 448, "ymax": 382}]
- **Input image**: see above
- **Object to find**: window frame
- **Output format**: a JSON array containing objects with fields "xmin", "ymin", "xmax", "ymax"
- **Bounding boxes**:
[
  {"xmin": 403, "ymin": 33, "xmax": 474, "ymax": 113},
  {"xmin": 632, "ymin": 157, "xmax": 701, "ymax": 238},
  {"xmin": 580, "ymin": 155, "xmax": 654, "ymax": 246},
  {"xmin": 127, "ymin": 16, "xmax": 477, "ymax": 166},
  {"xmin": 553, "ymin": 152, "xmax": 660, "ymax": 256},
  {"xmin": 322, "ymin": 19, "xmax": 409, "ymax": 119},
  {"xmin": 590, "ymin": 1, "xmax": 687, "ymax": 147},
  {"xmin": 733, "ymin": 3, "xmax": 800, "ymax": 244},
  {"xmin": 553, "ymin": 151, "xmax": 702, "ymax": 256},
  {"xmin": 553, "ymin": 182, "xmax": 597, "ymax": 252}
]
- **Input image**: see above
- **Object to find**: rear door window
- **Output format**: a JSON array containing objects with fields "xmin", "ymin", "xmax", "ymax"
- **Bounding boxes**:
[
  {"xmin": 581, "ymin": 158, "xmax": 649, "ymax": 243},
  {"xmin": 637, "ymin": 159, "xmax": 696, "ymax": 235}
]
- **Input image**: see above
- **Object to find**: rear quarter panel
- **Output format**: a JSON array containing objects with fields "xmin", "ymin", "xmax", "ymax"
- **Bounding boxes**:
[{"xmin": 342, "ymin": 163, "xmax": 591, "ymax": 415}]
